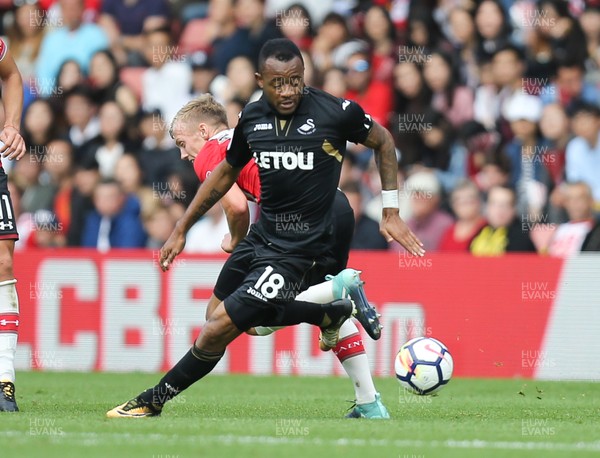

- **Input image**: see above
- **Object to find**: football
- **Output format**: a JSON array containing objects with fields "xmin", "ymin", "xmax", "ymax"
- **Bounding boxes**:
[{"xmin": 395, "ymin": 337, "xmax": 454, "ymax": 395}]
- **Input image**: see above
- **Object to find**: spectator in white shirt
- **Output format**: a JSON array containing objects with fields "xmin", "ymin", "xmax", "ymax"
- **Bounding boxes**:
[{"xmin": 546, "ymin": 181, "xmax": 596, "ymax": 257}]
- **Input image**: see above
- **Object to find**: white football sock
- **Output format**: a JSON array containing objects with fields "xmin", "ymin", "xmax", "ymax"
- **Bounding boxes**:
[
  {"xmin": 335, "ymin": 320, "xmax": 377, "ymax": 405},
  {"xmin": 254, "ymin": 280, "xmax": 335, "ymax": 335},
  {"xmin": 295, "ymin": 279, "xmax": 334, "ymax": 303},
  {"xmin": 0, "ymin": 279, "xmax": 19, "ymax": 383}
]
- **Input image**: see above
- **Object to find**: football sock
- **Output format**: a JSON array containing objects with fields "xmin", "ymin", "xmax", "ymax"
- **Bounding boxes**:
[
  {"xmin": 139, "ymin": 346, "xmax": 224, "ymax": 407},
  {"xmin": 254, "ymin": 280, "xmax": 335, "ymax": 335},
  {"xmin": 262, "ymin": 299, "xmax": 326, "ymax": 327},
  {"xmin": 0, "ymin": 279, "xmax": 19, "ymax": 383},
  {"xmin": 334, "ymin": 320, "xmax": 377, "ymax": 405},
  {"xmin": 295, "ymin": 280, "xmax": 334, "ymax": 303}
]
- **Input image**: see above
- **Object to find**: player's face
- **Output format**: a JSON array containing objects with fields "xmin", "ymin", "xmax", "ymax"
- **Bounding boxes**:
[
  {"xmin": 257, "ymin": 56, "xmax": 305, "ymax": 116},
  {"xmin": 172, "ymin": 121, "xmax": 205, "ymax": 162}
]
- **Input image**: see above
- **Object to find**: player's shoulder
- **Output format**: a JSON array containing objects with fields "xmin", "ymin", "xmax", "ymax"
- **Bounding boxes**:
[
  {"xmin": 238, "ymin": 98, "xmax": 269, "ymax": 122},
  {"xmin": 306, "ymin": 87, "xmax": 365, "ymax": 118},
  {"xmin": 305, "ymin": 87, "xmax": 347, "ymax": 111},
  {"xmin": 195, "ymin": 133, "xmax": 231, "ymax": 180}
]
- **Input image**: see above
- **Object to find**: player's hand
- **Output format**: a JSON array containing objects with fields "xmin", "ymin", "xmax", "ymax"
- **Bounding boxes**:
[
  {"xmin": 159, "ymin": 227, "xmax": 186, "ymax": 271},
  {"xmin": 380, "ymin": 208, "xmax": 425, "ymax": 257},
  {"xmin": 0, "ymin": 126, "xmax": 26, "ymax": 161},
  {"xmin": 221, "ymin": 233, "xmax": 235, "ymax": 253}
]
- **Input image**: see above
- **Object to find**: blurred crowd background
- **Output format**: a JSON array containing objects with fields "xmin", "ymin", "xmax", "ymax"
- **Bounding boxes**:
[{"xmin": 0, "ymin": 0, "xmax": 599, "ymax": 256}]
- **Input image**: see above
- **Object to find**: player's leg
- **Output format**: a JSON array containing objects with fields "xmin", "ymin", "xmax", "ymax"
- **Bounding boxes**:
[
  {"xmin": 327, "ymin": 190, "xmax": 389, "ymax": 419},
  {"xmin": 107, "ymin": 249, "xmax": 353, "ymax": 417},
  {"xmin": 106, "ymin": 299, "xmax": 244, "ymax": 418},
  {"xmin": 0, "ymin": 169, "xmax": 20, "ymax": 413},
  {"xmin": 253, "ymin": 274, "xmax": 388, "ymax": 419}
]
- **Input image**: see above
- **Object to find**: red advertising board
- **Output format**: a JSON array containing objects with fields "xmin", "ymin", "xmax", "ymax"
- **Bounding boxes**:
[{"xmin": 14, "ymin": 250, "xmax": 584, "ymax": 379}]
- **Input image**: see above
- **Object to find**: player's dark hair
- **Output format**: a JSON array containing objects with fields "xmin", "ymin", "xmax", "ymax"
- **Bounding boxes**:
[{"xmin": 258, "ymin": 39, "xmax": 304, "ymax": 72}]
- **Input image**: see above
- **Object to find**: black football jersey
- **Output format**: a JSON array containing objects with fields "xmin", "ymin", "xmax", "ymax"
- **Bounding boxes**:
[{"xmin": 226, "ymin": 86, "xmax": 373, "ymax": 254}]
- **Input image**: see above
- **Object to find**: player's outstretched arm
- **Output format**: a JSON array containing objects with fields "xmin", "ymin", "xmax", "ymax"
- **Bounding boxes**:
[
  {"xmin": 219, "ymin": 183, "xmax": 250, "ymax": 253},
  {"xmin": 160, "ymin": 159, "xmax": 241, "ymax": 270},
  {"xmin": 362, "ymin": 121, "xmax": 425, "ymax": 257},
  {"xmin": 0, "ymin": 48, "xmax": 26, "ymax": 161}
]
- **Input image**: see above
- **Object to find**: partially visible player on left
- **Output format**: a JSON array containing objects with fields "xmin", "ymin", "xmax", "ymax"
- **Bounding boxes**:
[{"xmin": 0, "ymin": 37, "xmax": 27, "ymax": 412}]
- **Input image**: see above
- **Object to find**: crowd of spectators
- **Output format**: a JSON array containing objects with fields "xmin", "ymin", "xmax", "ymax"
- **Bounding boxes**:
[{"xmin": 1, "ymin": 0, "xmax": 599, "ymax": 257}]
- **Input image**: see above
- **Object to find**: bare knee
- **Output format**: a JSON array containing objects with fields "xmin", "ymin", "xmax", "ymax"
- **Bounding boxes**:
[
  {"xmin": 204, "ymin": 294, "xmax": 221, "ymax": 321},
  {"xmin": 196, "ymin": 302, "xmax": 241, "ymax": 351}
]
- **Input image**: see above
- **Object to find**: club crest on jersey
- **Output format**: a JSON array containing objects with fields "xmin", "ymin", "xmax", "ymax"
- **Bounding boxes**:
[
  {"xmin": 253, "ymin": 123, "xmax": 273, "ymax": 131},
  {"xmin": 297, "ymin": 119, "xmax": 316, "ymax": 135},
  {"xmin": 254, "ymin": 151, "xmax": 314, "ymax": 170}
]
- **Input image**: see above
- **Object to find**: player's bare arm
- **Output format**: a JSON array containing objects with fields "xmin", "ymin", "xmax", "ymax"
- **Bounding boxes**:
[
  {"xmin": 362, "ymin": 121, "xmax": 425, "ymax": 257},
  {"xmin": 0, "ymin": 49, "xmax": 26, "ymax": 161},
  {"xmin": 219, "ymin": 183, "xmax": 250, "ymax": 253},
  {"xmin": 160, "ymin": 159, "xmax": 241, "ymax": 270}
]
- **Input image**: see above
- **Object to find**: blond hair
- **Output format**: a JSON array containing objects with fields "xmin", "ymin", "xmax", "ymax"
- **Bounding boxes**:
[{"xmin": 169, "ymin": 94, "xmax": 228, "ymax": 138}]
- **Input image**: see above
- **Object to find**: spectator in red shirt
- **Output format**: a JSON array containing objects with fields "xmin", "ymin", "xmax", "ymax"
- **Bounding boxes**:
[
  {"xmin": 344, "ymin": 48, "xmax": 392, "ymax": 130},
  {"xmin": 362, "ymin": 5, "xmax": 396, "ymax": 84},
  {"xmin": 344, "ymin": 46, "xmax": 393, "ymax": 169},
  {"xmin": 439, "ymin": 180, "xmax": 486, "ymax": 252}
]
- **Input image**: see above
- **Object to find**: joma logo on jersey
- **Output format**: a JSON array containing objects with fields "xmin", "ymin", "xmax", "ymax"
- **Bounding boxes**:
[
  {"xmin": 255, "ymin": 151, "xmax": 314, "ymax": 170},
  {"xmin": 253, "ymin": 123, "xmax": 273, "ymax": 131}
]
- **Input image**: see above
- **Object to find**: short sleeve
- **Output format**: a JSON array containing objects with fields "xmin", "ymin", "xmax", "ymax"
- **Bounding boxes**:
[
  {"xmin": 226, "ymin": 113, "xmax": 253, "ymax": 168},
  {"xmin": 340, "ymin": 99, "xmax": 373, "ymax": 144},
  {"xmin": 0, "ymin": 39, "xmax": 8, "ymax": 62}
]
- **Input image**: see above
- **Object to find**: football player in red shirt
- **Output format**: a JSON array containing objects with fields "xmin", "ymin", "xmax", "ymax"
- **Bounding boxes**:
[{"xmin": 0, "ymin": 37, "xmax": 27, "ymax": 412}]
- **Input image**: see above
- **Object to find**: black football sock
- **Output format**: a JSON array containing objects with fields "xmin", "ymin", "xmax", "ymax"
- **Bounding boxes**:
[
  {"xmin": 138, "ymin": 346, "xmax": 224, "ymax": 407},
  {"xmin": 261, "ymin": 299, "xmax": 325, "ymax": 327},
  {"xmin": 262, "ymin": 299, "xmax": 351, "ymax": 327}
]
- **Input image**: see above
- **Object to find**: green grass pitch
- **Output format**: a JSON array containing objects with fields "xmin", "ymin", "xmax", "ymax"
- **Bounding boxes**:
[{"xmin": 2, "ymin": 372, "xmax": 600, "ymax": 458}]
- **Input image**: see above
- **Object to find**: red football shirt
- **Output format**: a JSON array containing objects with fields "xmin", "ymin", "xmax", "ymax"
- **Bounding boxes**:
[{"xmin": 193, "ymin": 129, "xmax": 261, "ymax": 203}]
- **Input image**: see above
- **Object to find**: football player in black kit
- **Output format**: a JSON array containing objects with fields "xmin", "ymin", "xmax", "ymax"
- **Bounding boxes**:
[{"xmin": 107, "ymin": 38, "xmax": 424, "ymax": 418}]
